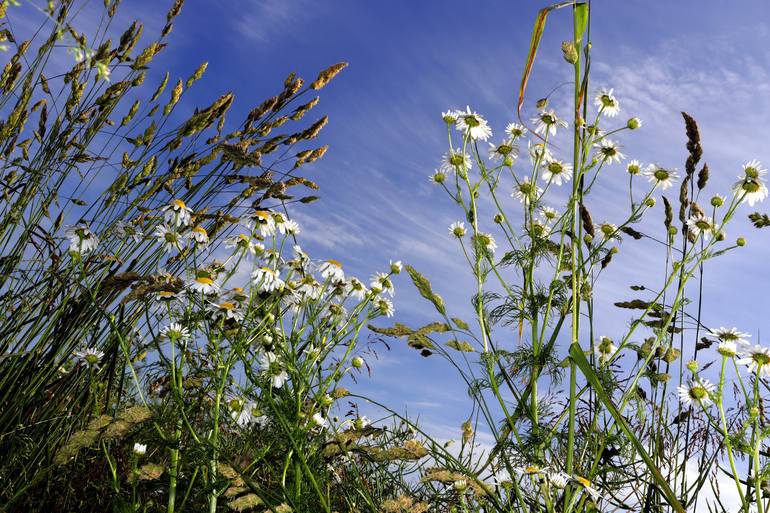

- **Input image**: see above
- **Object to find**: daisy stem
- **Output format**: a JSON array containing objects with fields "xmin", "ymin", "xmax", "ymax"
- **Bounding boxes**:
[{"xmin": 718, "ymin": 356, "xmax": 747, "ymax": 509}]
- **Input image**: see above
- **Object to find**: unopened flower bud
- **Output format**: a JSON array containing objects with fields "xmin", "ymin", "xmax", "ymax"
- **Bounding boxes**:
[
  {"xmin": 627, "ymin": 117, "xmax": 642, "ymax": 130},
  {"xmin": 535, "ymin": 98, "xmax": 549, "ymax": 109},
  {"xmin": 711, "ymin": 195, "xmax": 725, "ymax": 207},
  {"xmin": 686, "ymin": 360, "xmax": 699, "ymax": 373},
  {"xmin": 494, "ymin": 213, "xmax": 505, "ymax": 224},
  {"xmin": 351, "ymin": 356, "xmax": 364, "ymax": 369},
  {"xmin": 644, "ymin": 197, "xmax": 656, "ymax": 207},
  {"xmin": 737, "ymin": 237, "xmax": 746, "ymax": 247}
]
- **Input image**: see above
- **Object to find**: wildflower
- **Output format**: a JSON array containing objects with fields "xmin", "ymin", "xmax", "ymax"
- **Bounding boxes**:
[
  {"xmin": 351, "ymin": 356, "xmax": 364, "ymax": 369},
  {"xmin": 231, "ymin": 400, "xmax": 267, "ymax": 427},
  {"xmin": 530, "ymin": 219, "xmax": 550, "ymax": 238},
  {"xmin": 541, "ymin": 158, "xmax": 573, "ymax": 186},
  {"xmin": 511, "ymin": 177, "xmax": 542, "ymax": 205},
  {"xmin": 442, "ymin": 110, "xmax": 458, "ymax": 124},
  {"xmin": 353, "ymin": 416, "xmax": 371, "ymax": 429},
  {"xmin": 390, "ymin": 260, "xmax": 403, "ymax": 274},
  {"xmin": 319, "ymin": 260, "xmax": 345, "ymax": 283},
  {"xmin": 528, "ymin": 141, "xmax": 553, "ymax": 165},
  {"xmin": 449, "ymin": 221, "xmax": 466, "ymax": 237},
  {"xmin": 532, "ymin": 109, "xmax": 568, "ymax": 136},
  {"xmin": 251, "ymin": 210, "xmax": 276, "ymax": 237},
  {"xmin": 370, "ymin": 272, "xmax": 394, "ymax": 296},
  {"xmin": 187, "ymin": 269, "xmax": 219, "ymax": 295},
  {"xmin": 644, "ymin": 164, "xmax": 679, "ymax": 190},
  {"xmin": 274, "ymin": 214, "xmax": 300, "ymax": 235},
  {"xmin": 312, "ymin": 412, "xmax": 327, "ymax": 428},
  {"xmin": 717, "ymin": 340, "xmax": 738, "ymax": 358},
  {"xmin": 626, "ymin": 159, "xmax": 642, "ymax": 176},
  {"xmin": 455, "ymin": 106, "xmax": 492, "ymax": 141},
  {"xmin": 113, "ymin": 221, "xmax": 143, "ymax": 243},
  {"xmin": 595, "ymin": 336, "xmax": 617, "ymax": 363},
  {"xmin": 505, "ymin": 122, "xmax": 528, "ymax": 139},
  {"xmin": 677, "ymin": 379, "xmax": 715, "ymax": 407},
  {"xmin": 160, "ymin": 323, "xmax": 192, "ymax": 341},
  {"xmin": 734, "ymin": 159, "xmax": 768, "ymax": 206},
  {"xmin": 594, "ymin": 87, "xmax": 620, "ymax": 117},
  {"xmin": 156, "ymin": 290, "xmax": 185, "ymax": 303},
  {"xmin": 65, "ymin": 224, "xmax": 99, "ymax": 255},
  {"xmin": 190, "ymin": 226, "xmax": 209, "ymax": 247},
  {"xmin": 260, "ymin": 352, "xmax": 289, "ymax": 388},
  {"xmin": 224, "ymin": 233, "xmax": 263, "ymax": 257},
  {"xmin": 155, "ymin": 224, "xmax": 185, "ymax": 253},
  {"xmin": 453, "ymin": 480, "xmax": 468, "ymax": 492},
  {"xmin": 74, "ymin": 347, "xmax": 104, "ymax": 367},
  {"xmin": 572, "ymin": 475, "xmax": 601, "ymax": 502},
  {"xmin": 476, "ymin": 232, "xmax": 497, "ymax": 253},
  {"xmin": 376, "ymin": 297, "xmax": 395, "ymax": 318},
  {"xmin": 595, "ymin": 139, "xmax": 625, "ymax": 164},
  {"xmin": 292, "ymin": 245, "xmax": 310, "ymax": 266},
  {"xmin": 430, "ymin": 169, "xmax": 447, "ymax": 184},
  {"xmin": 599, "ymin": 223, "xmax": 618, "ymax": 240},
  {"xmin": 711, "ymin": 195, "xmax": 725, "ymax": 207},
  {"xmin": 297, "ymin": 275, "xmax": 322, "ymax": 300},
  {"xmin": 441, "ymin": 148, "xmax": 472, "ymax": 174},
  {"xmin": 710, "ymin": 327, "xmax": 750, "ymax": 345},
  {"xmin": 540, "ymin": 206, "xmax": 559, "ymax": 222},
  {"xmin": 548, "ymin": 471, "xmax": 569, "ymax": 489},
  {"xmin": 627, "ymin": 117, "xmax": 642, "ymax": 130},
  {"xmin": 488, "ymin": 139, "xmax": 519, "ymax": 163},
  {"xmin": 514, "ymin": 465, "xmax": 543, "ymax": 476},
  {"xmin": 161, "ymin": 199, "xmax": 193, "ymax": 227},
  {"xmin": 132, "ymin": 443, "xmax": 147, "ymax": 456},
  {"xmin": 252, "ymin": 267, "xmax": 285, "ymax": 293},
  {"xmin": 347, "ymin": 277, "xmax": 368, "ymax": 300},
  {"xmin": 686, "ymin": 213, "xmax": 717, "ymax": 240},
  {"xmin": 737, "ymin": 345, "xmax": 770, "ymax": 377},
  {"xmin": 206, "ymin": 301, "xmax": 244, "ymax": 322}
]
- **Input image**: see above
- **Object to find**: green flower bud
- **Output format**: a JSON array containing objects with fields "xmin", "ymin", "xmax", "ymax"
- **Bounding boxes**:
[
  {"xmin": 627, "ymin": 117, "xmax": 642, "ymax": 130},
  {"xmin": 737, "ymin": 237, "xmax": 746, "ymax": 247},
  {"xmin": 352, "ymin": 356, "xmax": 364, "ymax": 369},
  {"xmin": 710, "ymin": 195, "xmax": 725, "ymax": 207}
]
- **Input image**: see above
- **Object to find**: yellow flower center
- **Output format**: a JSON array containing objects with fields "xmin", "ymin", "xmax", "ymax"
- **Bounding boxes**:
[
  {"xmin": 326, "ymin": 259, "xmax": 342, "ymax": 268},
  {"xmin": 196, "ymin": 277, "xmax": 214, "ymax": 285},
  {"xmin": 173, "ymin": 199, "xmax": 187, "ymax": 210}
]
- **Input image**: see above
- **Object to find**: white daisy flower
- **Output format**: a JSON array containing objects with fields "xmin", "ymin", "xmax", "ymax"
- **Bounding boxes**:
[
  {"xmin": 528, "ymin": 141, "xmax": 553, "ymax": 166},
  {"xmin": 389, "ymin": 260, "xmax": 403, "ymax": 274},
  {"xmin": 65, "ymin": 224, "xmax": 99, "ymax": 255},
  {"xmin": 626, "ymin": 159, "xmax": 642, "ymax": 176},
  {"xmin": 292, "ymin": 245, "xmax": 310, "ymax": 266},
  {"xmin": 224, "ymin": 233, "xmax": 263, "ymax": 258},
  {"xmin": 161, "ymin": 199, "xmax": 193, "ymax": 227},
  {"xmin": 250, "ymin": 210, "xmax": 276, "ymax": 237},
  {"xmin": 370, "ymin": 272, "xmax": 394, "ymax": 296},
  {"xmin": 530, "ymin": 219, "xmax": 551, "ymax": 239},
  {"xmin": 132, "ymin": 443, "xmax": 147, "ymax": 456},
  {"xmin": 159, "ymin": 322, "xmax": 192, "ymax": 341},
  {"xmin": 319, "ymin": 259, "xmax": 345, "ymax": 283},
  {"xmin": 156, "ymin": 290, "xmax": 185, "ymax": 303},
  {"xmin": 476, "ymin": 232, "xmax": 497, "ymax": 253},
  {"xmin": 206, "ymin": 300, "xmax": 244, "ymax": 322},
  {"xmin": 252, "ymin": 267, "xmax": 285, "ymax": 293},
  {"xmin": 717, "ymin": 340, "xmax": 738, "ymax": 358},
  {"xmin": 734, "ymin": 159, "xmax": 768, "ymax": 207},
  {"xmin": 531, "ymin": 109, "xmax": 568, "ymax": 136},
  {"xmin": 644, "ymin": 165, "xmax": 679, "ymax": 190},
  {"xmin": 154, "ymin": 224, "xmax": 185, "ymax": 253},
  {"xmin": 686, "ymin": 214, "xmax": 717, "ymax": 240},
  {"xmin": 572, "ymin": 475, "xmax": 602, "ymax": 502},
  {"xmin": 505, "ymin": 122, "xmax": 528, "ymax": 139},
  {"xmin": 548, "ymin": 471, "xmax": 570, "ymax": 489},
  {"xmin": 677, "ymin": 379, "xmax": 716, "ymax": 407},
  {"xmin": 540, "ymin": 206, "xmax": 559, "ymax": 223},
  {"xmin": 347, "ymin": 277, "xmax": 368, "ymax": 300},
  {"xmin": 710, "ymin": 327, "xmax": 751, "ymax": 345},
  {"xmin": 737, "ymin": 345, "xmax": 770, "ymax": 378},
  {"xmin": 595, "ymin": 139, "xmax": 625, "ymax": 164},
  {"xmin": 488, "ymin": 139, "xmax": 519, "ymax": 163},
  {"xmin": 599, "ymin": 223, "xmax": 618, "ymax": 240},
  {"xmin": 297, "ymin": 275, "xmax": 322, "ymax": 300},
  {"xmin": 260, "ymin": 352, "xmax": 289, "ymax": 388},
  {"xmin": 74, "ymin": 347, "xmax": 104, "ymax": 367},
  {"xmin": 190, "ymin": 226, "xmax": 209, "ymax": 248},
  {"xmin": 541, "ymin": 158, "xmax": 573, "ymax": 186},
  {"xmin": 455, "ymin": 106, "xmax": 492, "ymax": 141},
  {"xmin": 511, "ymin": 177, "xmax": 543, "ymax": 205},
  {"xmin": 594, "ymin": 87, "xmax": 620, "ymax": 117},
  {"xmin": 312, "ymin": 412, "xmax": 327, "ymax": 428},
  {"xmin": 441, "ymin": 148, "xmax": 472, "ymax": 174},
  {"xmin": 279, "ymin": 219, "xmax": 300, "ymax": 235},
  {"xmin": 441, "ymin": 110, "xmax": 459, "ymax": 124},
  {"xmin": 376, "ymin": 297, "xmax": 395, "ymax": 318},
  {"xmin": 449, "ymin": 221, "xmax": 466, "ymax": 237},
  {"xmin": 430, "ymin": 169, "xmax": 447, "ymax": 185},
  {"xmin": 187, "ymin": 270, "xmax": 219, "ymax": 295},
  {"xmin": 231, "ymin": 400, "xmax": 267, "ymax": 428}
]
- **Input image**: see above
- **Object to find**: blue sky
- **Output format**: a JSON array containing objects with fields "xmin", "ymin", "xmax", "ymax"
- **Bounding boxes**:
[
  {"xmin": 131, "ymin": 0, "xmax": 770, "ymax": 439},
  {"xmin": 15, "ymin": 0, "xmax": 770, "ymax": 448}
]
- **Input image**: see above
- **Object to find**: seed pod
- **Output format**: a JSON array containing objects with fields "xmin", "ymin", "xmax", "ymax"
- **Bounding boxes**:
[
  {"xmin": 310, "ymin": 62, "xmax": 348, "ymax": 90},
  {"xmin": 681, "ymin": 112, "xmax": 702, "ymax": 177},
  {"xmin": 579, "ymin": 203, "xmax": 595, "ymax": 238},
  {"xmin": 678, "ymin": 175, "xmax": 690, "ymax": 223},
  {"xmin": 697, "ymin": 163, "xmax": 709, "ymax": 190}
]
